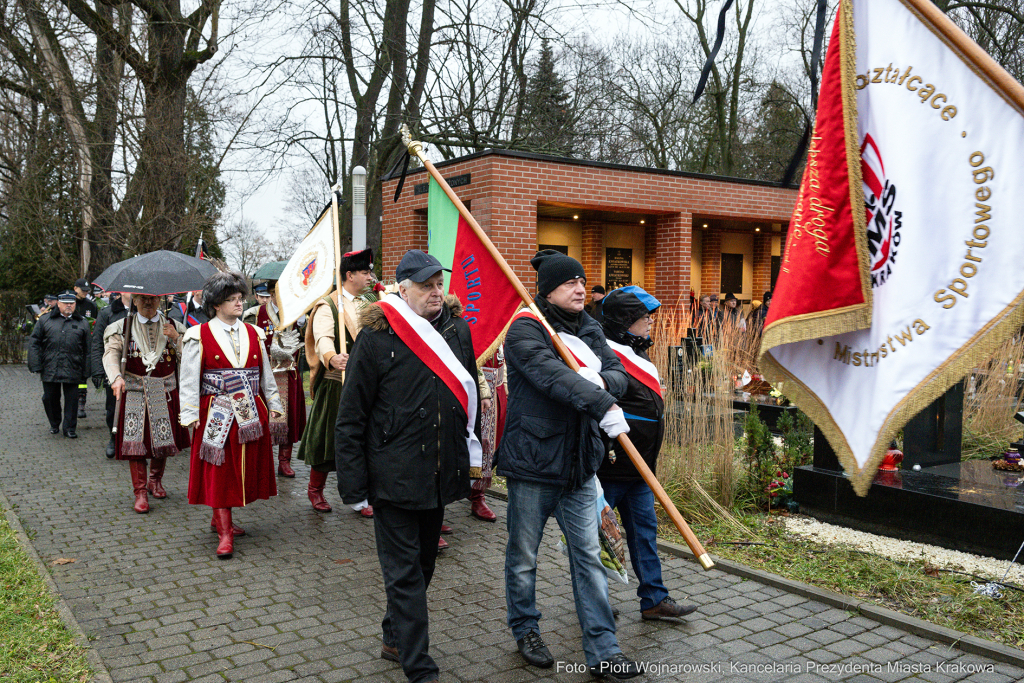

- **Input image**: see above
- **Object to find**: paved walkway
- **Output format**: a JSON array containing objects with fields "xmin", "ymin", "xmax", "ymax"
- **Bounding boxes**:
[{"xmin": 2, "ymin": 365, "xmax": 1022, "ymax": 683}]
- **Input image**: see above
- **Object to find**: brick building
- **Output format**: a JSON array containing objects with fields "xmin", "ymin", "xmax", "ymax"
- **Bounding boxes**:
[{"xmin": 380, "ymin": 149, "xmax": 798, "ymax": 310}]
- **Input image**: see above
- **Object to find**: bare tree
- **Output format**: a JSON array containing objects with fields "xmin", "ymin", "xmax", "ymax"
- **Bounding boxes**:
[
  {"xmin": 220, "ymin": 216, "xmax": 273, "ymax": 276},
  {"xmin": 672, "ymin": 0, "xmax": 760, "ymax": 175}
]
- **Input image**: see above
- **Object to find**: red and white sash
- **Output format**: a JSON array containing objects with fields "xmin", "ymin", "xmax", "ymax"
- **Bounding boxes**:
[
  {"xmin": 377, "ymin": 294, "xmax": 482, "ymax": 469},
  {"xmin": 513, "ymin": 308, "xmax": 602, "ymax": 370},
  {"xmin": 606, "ymin": 339, "xmax": 662, "ymax": 398}
]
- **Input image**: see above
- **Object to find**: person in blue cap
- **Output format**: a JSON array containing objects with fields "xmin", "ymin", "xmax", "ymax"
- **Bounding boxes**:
[{"xmin": 599, "ymin": 286, "xmax": 698, "ymax": 624}]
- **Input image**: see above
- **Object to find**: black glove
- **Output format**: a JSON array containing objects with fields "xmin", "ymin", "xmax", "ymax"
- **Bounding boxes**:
[{"xmin": 92, "ymin": 374, "xmax": 105, "ymax": 389}]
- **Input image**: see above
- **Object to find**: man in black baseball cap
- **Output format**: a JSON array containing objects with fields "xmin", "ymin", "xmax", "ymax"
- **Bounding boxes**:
[
  {"xmin": 334, "ymin": 248, "xmax": 482, "ymax": 683},
  {"xmin": 29, "ymin": 291, "xmax": 91, "ymax": 437},
  {"xmin": 395, "ymin": 249, "xmax": 450, "ymax": 285}
]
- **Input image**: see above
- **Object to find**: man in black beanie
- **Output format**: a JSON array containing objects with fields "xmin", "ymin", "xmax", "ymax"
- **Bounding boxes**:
[{"xmin": 497, "ymin": 250, "xmax": 642, "ymax": 681}]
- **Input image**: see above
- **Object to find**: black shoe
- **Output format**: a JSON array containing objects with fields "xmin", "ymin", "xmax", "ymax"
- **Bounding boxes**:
[
  {"xmin": 641, "ymin": 596, "xmax": 697, "ymax": 621},
  {"xmin": 63, "ymin": 430, "xmax": 77, "ymax": 439},
  {"xmin": 106, "ymin": 437, "xmax": 116, "ymax": 458},
  {"xmin": 612, "ymin": 605, "xmax": 620, "ymax": 619},
  {"xmin": 380, "ymin": 643, "xmax": 399, "ymax": 663},
  {"xmin": 49, "ymin": 427, "xmax": 60, "ymax": 434},
  {"xmin": 516, "ymin": 630, "xmax": 553, "ymax": 668},
  {"xmin": 590, "ymin": 653, "xmax": 642, "ymax": 680}
]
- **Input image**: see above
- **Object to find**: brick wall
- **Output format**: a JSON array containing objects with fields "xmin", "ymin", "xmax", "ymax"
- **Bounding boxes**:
[
  {"xmin": 581, "ymin": 222, "xmax": 603, "ymax": 287},
  {"xmin": 381, "ymin": 152, "xmax": 796, "ymax": 303},
  {"xmin": 699, "ymin": 229, "xmax": 722, "ymax": 298},
  {"xmin": 753, "ymin": 233, "xmax": 774, "ymax": 300}
]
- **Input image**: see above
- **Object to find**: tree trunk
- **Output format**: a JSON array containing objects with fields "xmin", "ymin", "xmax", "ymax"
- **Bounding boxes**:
[{"xmin": 136, "ymin": 11, "xmax": 189, "ymax": 252}]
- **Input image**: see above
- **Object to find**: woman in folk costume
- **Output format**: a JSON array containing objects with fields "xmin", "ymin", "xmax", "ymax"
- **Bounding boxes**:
[
  {"xmin": 103, "ymin": 293, "xmax": 192, "ymax": 513},
  {"xmin": 244, "ymin": 281, "xmax": 307, "ymax": 478},
  {"xmin": 179, "ymin": 272, "xmax": 284, "ymax": 559},
  {"xmin": 298, "ymin": 248, "xmax": 375, "ymax": 516}
]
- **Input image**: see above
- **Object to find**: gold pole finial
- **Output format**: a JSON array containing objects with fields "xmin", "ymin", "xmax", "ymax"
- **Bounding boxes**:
[{"xmin": 401, "ymin": 123, "xmax": 425, "ymax": 161}]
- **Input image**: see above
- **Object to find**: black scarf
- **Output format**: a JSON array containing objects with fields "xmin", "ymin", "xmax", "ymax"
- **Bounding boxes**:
[
  {"xmin": 535, "ymin": 296, "xmax": 582, "ymax": 336},
  {"xmin": 604, "ymin": 323, "xmax": 654, "ymax": 354}
]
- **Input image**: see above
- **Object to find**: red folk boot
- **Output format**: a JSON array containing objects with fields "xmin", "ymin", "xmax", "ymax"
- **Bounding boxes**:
[
  {"xmin": 209, "ymin": 516, "xmax": 246, "ymax": 537},
  {"xmin": 277, "ymin": 445, "xmax": 295, "ymax": 478},
  {"xmin": 147, "ymin": 457, "xmax": 167, "ymax": 499},
  {"xmin": 129, "ymin": 460, "xmax": 149, "ymax": 514},
  {"xmin": 469, "ymin": 488, "xmax": 497, "ymax": 522},
  {"xmin": 212, "ymin": 508, "xmax": 234, "ymax": 559},
  {"xmin": 307, "ymin": 470, "xmax": 332, "ymax": 512}
]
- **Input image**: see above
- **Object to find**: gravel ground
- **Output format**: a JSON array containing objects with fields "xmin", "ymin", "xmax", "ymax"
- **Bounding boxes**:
[{"xmin": 782, "ymin": 515, "xmax": 1024, "ymax": 586}]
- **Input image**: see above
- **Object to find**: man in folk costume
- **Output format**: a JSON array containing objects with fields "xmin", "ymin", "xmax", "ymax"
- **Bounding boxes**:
[
  {"xmin": 298, "ymin": 248, "xmax": 374, "ymax": 516},
  {"xmin": 102, "ymin": 294, "xmax": 192, "ymax": 513},
  {"xmin": 243, "ymin": 281, "xmax": 307, "ymax": 478},
  {"xmin": 179, "ymin": 272, "xmax": 284, "ymax": 560},
  {"xmin": 598, "ymin": 287, "xmax": 698, "ymax": 623},
  {"xmin": 335, "ymin": 250, "xmax": 481, "ymax": 683},
  {"xmin": 497, "ymin": 250, "xmax": 642, "ymax": 680}
]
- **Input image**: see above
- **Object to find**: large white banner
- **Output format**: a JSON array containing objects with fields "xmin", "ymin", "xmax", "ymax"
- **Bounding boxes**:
[
  {"xmin": 764, "ymin": 0, "xmax": 1024, "ymax": 493},
  {"xmin": 276, "ymin": 205, "xmax": 336, "ymax": 329}
]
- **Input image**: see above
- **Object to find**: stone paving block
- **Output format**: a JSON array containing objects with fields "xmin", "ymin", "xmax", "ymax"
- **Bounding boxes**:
[{"xmin": 1, "ymin": 367, "xmax": 1022, "ymax": 683}]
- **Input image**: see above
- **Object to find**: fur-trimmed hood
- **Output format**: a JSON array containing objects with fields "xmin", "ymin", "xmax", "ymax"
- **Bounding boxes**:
[{"xmin": 359, "ymin": 293, "xmax": 463, "ymax": 332}]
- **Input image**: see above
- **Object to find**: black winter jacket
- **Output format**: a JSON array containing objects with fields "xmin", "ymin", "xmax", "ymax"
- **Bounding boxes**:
[
  {"xmin": 335, "ymin": 297, "xmax": 478, "ymax": 510},
  {"xmin": 597, "ymin": 347, "xmax": 664, "ymax": 481},
  {"xmin": 28, "ymin": 310, "xmax": 91, "ymax": 383},
  {"xmin": 168, "ymin": 298, "xmax": 209, "ymax": 327},
  {"xmin": 496, "ymin": 306, "xmax": 627, "ymax": 489},
  {"xmin": 91, "ymin": 297, "xmax": 129, "ymax": 382}
]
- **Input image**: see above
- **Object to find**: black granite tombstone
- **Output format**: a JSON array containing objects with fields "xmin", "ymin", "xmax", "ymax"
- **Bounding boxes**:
[
  {"xmin": 902, "ymin": 380, "xmax": 964, "ymax": 469},
  {"xmin": 795, "ymin": 380, "xmax": 1024, "ymax": 561}
]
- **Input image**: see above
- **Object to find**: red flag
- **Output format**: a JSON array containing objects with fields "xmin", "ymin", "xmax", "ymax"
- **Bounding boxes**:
[
  {"xmin": 762, "ymin": 6, "xmax": 871, "ymax": 350},
  {"xmin": 448, "ymin": 213, "xmax": 523, "ymax": 361}
]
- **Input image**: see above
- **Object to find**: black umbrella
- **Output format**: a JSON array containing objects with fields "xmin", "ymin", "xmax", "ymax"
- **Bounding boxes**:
[{"xmin": 92, "ymin": 250, "xmax": 220, "ymax": 296}]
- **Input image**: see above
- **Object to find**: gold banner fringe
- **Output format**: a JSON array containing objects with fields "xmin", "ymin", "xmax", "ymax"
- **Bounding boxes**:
[
  {"xmin": 760, "ymin": 303, "xmax": 871, "ymax": 355},
  {"xmin": 474, "ymin": 306, "xmax": 524, "ymax": 368},
  {"xmin": 764, "ymin": 290, "xmax": 1024, "ymax": 496},
  {"xmin": 840, "ymin": 0, "xmax": 873, "ymax": 312}
]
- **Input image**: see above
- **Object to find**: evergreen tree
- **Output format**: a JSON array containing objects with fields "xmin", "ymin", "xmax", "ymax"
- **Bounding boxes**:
[
  {"xmin": 522, "ymin": 38, "xmax": 576, "ymax": 156},
  {"xmin": 179, "ymin": 89, "xmax": 226, "ymax": 261},
  {"xmin": 741, "ymin": 81, "xmax": 806, "ymax": 182}
]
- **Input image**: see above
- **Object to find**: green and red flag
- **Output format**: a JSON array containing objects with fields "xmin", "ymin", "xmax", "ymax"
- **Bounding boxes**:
[{"xmin": 427, "ymin": 176, "xmax": 522, "ymax": 362}]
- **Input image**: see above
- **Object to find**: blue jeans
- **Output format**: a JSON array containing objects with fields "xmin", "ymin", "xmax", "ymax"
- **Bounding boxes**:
[
  {"xmin": 505, "ymin": 476, "xmax": 620, "ymax": 666},
  {"xmin": 600, "ymin": 479, "xmax": 669, "ymax": 611}
]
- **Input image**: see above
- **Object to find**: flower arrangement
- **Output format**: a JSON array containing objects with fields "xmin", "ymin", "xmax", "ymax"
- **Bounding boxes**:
[{"xmin": 767, "ymin": 469, "xmax": 793, "ymax": 508}]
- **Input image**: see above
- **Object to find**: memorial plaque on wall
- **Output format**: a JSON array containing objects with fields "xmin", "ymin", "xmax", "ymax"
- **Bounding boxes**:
[
  {"xmin": 538, "ymin": 244, "xmax": 569, "ymax": 255},
  {"xmin": 605, "ymin": 248, "xmax": 632, "ymax": 288}
]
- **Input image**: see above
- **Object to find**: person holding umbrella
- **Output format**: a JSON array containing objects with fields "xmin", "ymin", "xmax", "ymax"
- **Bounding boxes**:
[
  {"xmin": 102, "ymin": 293, "xmax": 191, "ymax": 512},
  {"xmin": 243, "ymin": 279, "xmax": 306, "ymax": 479},
  {"xmin": 178, "ymin": 271, "xmax": 283, "ymax": 559}
]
